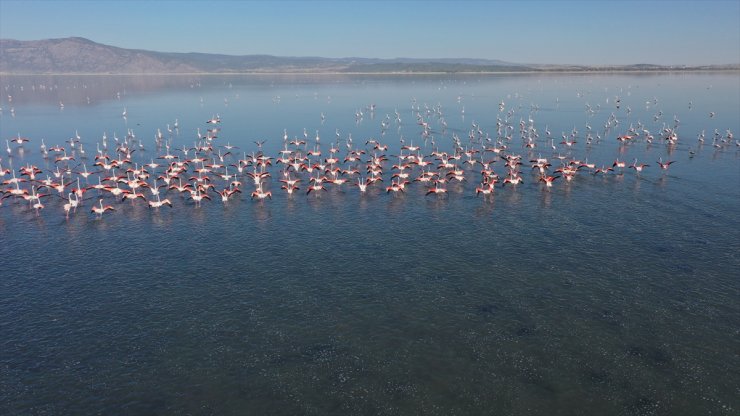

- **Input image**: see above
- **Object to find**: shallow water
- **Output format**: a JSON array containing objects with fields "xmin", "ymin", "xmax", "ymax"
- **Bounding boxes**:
[{"xmin": 1, "ymin": 72, "xmax": 739, "ymax": 415}]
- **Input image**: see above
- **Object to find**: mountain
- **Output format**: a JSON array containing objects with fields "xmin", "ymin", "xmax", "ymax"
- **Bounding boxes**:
[
  {"xmin": 0, "ymin": 37, "xmax": 536, "ymax": 74},
  {"xmin": 1, "ymin": 37, "xmax": 189, "ymax": 74},
  {"xmin": 1, "ymin": 37, "xmax": 737, "ymax": 74}
]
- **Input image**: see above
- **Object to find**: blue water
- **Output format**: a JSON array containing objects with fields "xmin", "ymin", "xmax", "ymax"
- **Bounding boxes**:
[{"xmin": 1, "ymin": 73, "xmax": 738, "ymax": 415}]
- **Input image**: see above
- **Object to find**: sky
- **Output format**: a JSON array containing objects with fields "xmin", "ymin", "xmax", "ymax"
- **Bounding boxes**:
[{"xmin": 0, "ymin": 0, "xmax": 738, "ymax": 66}]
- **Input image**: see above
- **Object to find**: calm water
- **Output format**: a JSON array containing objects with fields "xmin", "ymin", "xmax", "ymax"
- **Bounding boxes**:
[{"xmin": 1, "ymin": 73, "xmax": 738, "ymax": 415}]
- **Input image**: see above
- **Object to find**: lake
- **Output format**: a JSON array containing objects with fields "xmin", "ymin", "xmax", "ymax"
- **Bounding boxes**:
[{"xmin": 1, "ymin": 72, "xmax": 738, "ymax": 415}]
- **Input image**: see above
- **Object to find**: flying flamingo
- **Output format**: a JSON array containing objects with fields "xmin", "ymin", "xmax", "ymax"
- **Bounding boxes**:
[
  {"xmin": 91, "ymin": 199, "xmax": 115, "ymax": 217},
  {"xmin": 539, "ymin": 175, "xmax": 560, "ymax": 188},
  {"xmin": 148, "ymin": 194, "xmax": 173, "ymax": 208},
  {"xmin": 657, "ymin": 158, "xmax": 675, "ymax": 170},
  {"xmin": 629, "ymin": 159, "xmax": 650, "ymax": 173}
]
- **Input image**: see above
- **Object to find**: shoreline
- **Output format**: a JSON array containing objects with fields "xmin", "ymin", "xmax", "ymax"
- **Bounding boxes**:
[{"xmin": 1, "ymin": 69, "xmax": 739, "ymax": 76}]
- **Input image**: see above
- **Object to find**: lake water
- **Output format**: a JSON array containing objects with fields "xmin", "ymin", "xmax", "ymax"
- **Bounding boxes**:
[{"xmin": 1, "ymin": 72, "xmax": 738, "ymax": 415}]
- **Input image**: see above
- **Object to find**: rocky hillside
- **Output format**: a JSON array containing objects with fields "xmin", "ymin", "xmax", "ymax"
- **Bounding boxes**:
[{"xmin": 0, "ymin": 37, "xmax": 200, "ymax": 73}]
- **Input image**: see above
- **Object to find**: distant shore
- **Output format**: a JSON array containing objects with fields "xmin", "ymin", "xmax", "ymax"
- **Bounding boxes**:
[
  {"xmin": 4, "ymin": 37, "xmax": 738, "ymax": 77},
  {"xmin": 2, "ymin": 68, "xmax": 739, "ymax": 76}
]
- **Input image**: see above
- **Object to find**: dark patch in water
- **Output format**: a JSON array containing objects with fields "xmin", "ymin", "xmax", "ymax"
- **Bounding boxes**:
[
  {"xmin": 655, "ymin": 245, "xmax": 670, "ymax": 253},
  {"xmin": 515, "ymin": 325, "xmax": 536, "ymax": 337},
  {"xmin": 626, "ymin": 345, "xmax": 673, "ymax": 368},
  {"xmin": 617, "ymin": 379, "xmax": 633, "ymax": 391},
  {"xmin": 648, "ymin": 347, "xmax": 673, "ymax": 367},
  {"xmin": 599, "ymin": 309, "xmax": 624, "ymax": 327},
  {"xmin": 672, "ymin": 263, "xmax": 694, "ymax": 274},
  {"xmin": 626, "ymin": 345, "xmax": 645, "ymax": 357},
  {"xmin": 475, "ymin": 304, "xmax": 500, "ymax": 315},
  {"xmin": 427, "ymin": 274, "xmax": 449, "ymax": 282},
  {"xmin": 454, "ymin": 286, "xmax": 469, "ymax": 296},
  {"xmin": 585, "ymin": 368, "xmax": 611, "ymax": 385}
]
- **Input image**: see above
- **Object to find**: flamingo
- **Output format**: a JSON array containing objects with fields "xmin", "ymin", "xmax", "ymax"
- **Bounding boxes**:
[
  {"xmin": 539, "ymin": 175, "xmax": 560, "ymax": 188},
  {"xmin": 32, "ymin": 199, "xmax": 45, "ymax": 214},
  {"xmin": 502, "ymin": 175, "xmax": 523, "ymax": 186},
  {"xmin": 629, "ymin": 159, "xmax": 649, "ymax": 173},
  {"xmin": 251, "ymin": 186, "xmax": 272, "ymax": 200},
  {"xmin": 425, "ymin": 183, "xmax": 448, "ymax": 196},
  {"xmin": 216, "ymin": 187, "xmax": 241, "ymax": 202},
  {"xmin": 10, "ymin": 134, "xmax": 30, "ymax": 145},
  {"xmin": 385, "ymin": 179, "xmax": 408, "ymax": 194},
  {"xmin": 475, "ymin": 183, "xmax": 495, "ymax": 196},
  {"xmin": 4, "ymin": 181, "xmax": 28, "ymax": 198},
  {"xmin": 91, "ymin": 199, "xmax": 115, "ymax": 217},
  {"xmin": 62, "ymin": 192, "xmax": 80, "ymax": 217},
  {"xmin": 355, "ymin": 177, "xmax": 369, "ymax": 193},
  {"xmin": 190, "ymin": 189, "xmax": 211, "ymax": 205},
  {"xmin": 657, "ymin": 158, "xmax": 675, "ymax": 170},
  {"xmin": 280, "ymin": 184, "xmax": 300, "ymax": 195},
  {"xmin": 121, "ymin": 191, "xmax": 146, "ymax": 203},
  {"xmin": 148, "ymin": 194, "xmax": 173, "ymax": 208},
  {"xmin": 22, "ymin": 186, "xmax": 47, "ymax": 206},
  {"xmin": 612, "ymin": 159, "xmax": 627, "ymax": 169},
  {"xmin": 0, "ymin": 161, "xmax": 10, "ymax": 177},
  {"xmin": 593, "ymin": 166, "xmax": 614, "ymax": 175},
  {"xmin": 306, "ymin": 180, "xmax": 327, "ymax": 195}
]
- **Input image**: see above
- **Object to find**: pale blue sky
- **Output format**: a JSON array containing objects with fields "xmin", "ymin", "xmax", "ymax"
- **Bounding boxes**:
[{"xmin": 1, "ymin": 0, "xmax": 738, "ymax": 65}]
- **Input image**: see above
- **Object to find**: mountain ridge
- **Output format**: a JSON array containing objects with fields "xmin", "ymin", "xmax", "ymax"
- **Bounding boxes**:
[{"xmin": 1, "ymin": 37, "xmax": 737, "ymax": 74}]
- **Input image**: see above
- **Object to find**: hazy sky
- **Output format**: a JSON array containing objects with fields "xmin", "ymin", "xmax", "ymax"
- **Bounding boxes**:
[{"xmin": 1, "ymin": 0, "xmax": 738, "ymax": 65}]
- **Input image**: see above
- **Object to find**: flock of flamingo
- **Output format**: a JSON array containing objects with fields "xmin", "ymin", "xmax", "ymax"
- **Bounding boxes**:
[{"xmin": 1, "ymin": 95, "xmax": 737, "ymax": 220}]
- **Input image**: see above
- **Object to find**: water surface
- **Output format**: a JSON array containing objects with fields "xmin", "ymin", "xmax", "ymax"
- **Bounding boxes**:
[{"xmin": 1, "ymin": 72, "xmax": 738, "ymax": 415}]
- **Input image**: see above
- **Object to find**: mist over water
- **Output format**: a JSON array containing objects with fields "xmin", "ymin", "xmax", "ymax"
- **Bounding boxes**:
[{"xmin": 1, "ymin": 73, "xmax": 738, "ymax": 415}]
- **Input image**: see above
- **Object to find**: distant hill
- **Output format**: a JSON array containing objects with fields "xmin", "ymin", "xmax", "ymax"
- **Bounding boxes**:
[{"xmin": 1, "ymin": 37, "xmax": 737, "ymax": 74}]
